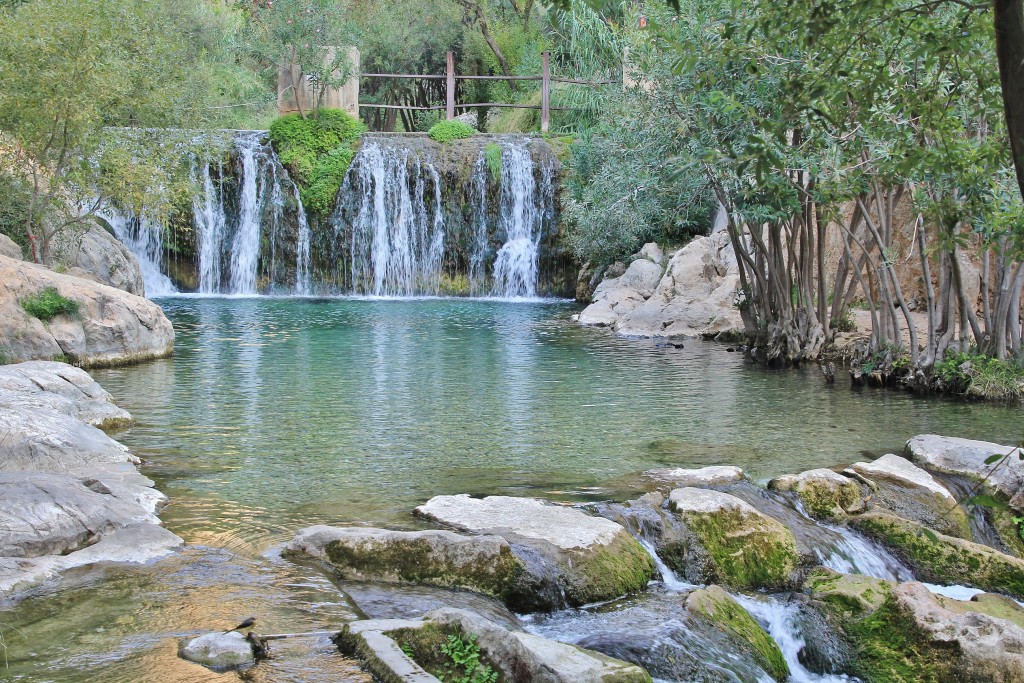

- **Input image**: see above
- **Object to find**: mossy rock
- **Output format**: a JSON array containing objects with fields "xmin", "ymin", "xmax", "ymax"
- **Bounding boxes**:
[
  {"xmin": 990, "ymin": 504, "xmax": 1024, "ymax": 559},
  {"xmin": 805, "ymin": 568, "xmax": 893, "ymax": 620},
  {"xmin": 770, "ymin": 469, "xmax": 863, "ymax": 521},
  {"xmin": 669, "ymin": 488, "xmax": 800, "ymax": 590},
  {"xmin": 686, "ymin": 585, "xmax": 789, "ymax": 681},
  {"xmin": 850, "ymin": 512, "xmax": 1024, "ymax": 599}
]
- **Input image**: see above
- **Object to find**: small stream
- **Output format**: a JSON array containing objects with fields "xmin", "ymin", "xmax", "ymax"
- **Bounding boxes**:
[{"xmin": 3, "ymin": 297, "xmax": 1022, "ymax": 681}]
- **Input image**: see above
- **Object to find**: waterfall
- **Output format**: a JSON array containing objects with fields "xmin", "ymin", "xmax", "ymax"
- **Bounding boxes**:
[
  {"xmin": 294, "ymin": 182, "xmax": 312, "ymax": 295},
  {"xmin": 193, "ymin": 159, "xmax": 226, "ymax": 293},
  {"xmin": 100, "ymin": 210, "xmax": 177, "ymax": 297},
  {"xmin": 492, "ymin": 140, "xmax": 551, "ymax": 298},
  {"xmin": 228, "ymin": 132, "xmax": 269, "ymax": 295}
]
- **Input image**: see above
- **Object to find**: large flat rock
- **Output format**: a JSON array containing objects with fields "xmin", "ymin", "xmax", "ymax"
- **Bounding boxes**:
[
  {"xmin": 906, "ymin": 434, "xmax": 1023, "ymax": 506},
  {"xmin": 0, "ymin": 360, "xmax": 132, "ymax": 429},
  {"xmin": 0, "ymin": 254, "xmax": 173, "ymax": 367}
]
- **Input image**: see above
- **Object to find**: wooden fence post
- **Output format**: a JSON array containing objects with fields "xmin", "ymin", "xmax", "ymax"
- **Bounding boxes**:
[
  {"xmin": 541, "ymin": 51, "xmax": 550, "ymax": 133},
  {"xmin": 446, "ymin": 51, "xmax": 456, "ymax": 121}
]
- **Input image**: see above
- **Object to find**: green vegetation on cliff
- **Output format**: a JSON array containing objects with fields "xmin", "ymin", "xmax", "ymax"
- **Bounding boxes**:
[
  {"xmin": 427, "ymin": 121, "xmax": 477, "ymax": 143},
  {"xmin": 20, "ymin": 288, "xmax": 79, "ymax": 322},
  {"xmin": 268, "ymin": 109, "xmax": 366, "ymax": 216}
]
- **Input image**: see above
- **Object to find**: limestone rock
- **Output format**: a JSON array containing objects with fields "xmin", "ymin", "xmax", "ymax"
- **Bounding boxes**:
[
  {"xmin": 50, "ymin": 223, "xmax": 145, "ymax": 295},
  {"xmin": 181, "ymin": 631, "xmax": 255, "ymax": 670},
  {"xmin": 415, "ymin": 495, "xmax": 654, "ymax": 609},
  {"xmin": 287, "ymin": 526, "xmax": 527, "ymax": 605},
  {"xmin": 0, "ymin": 254, "xmax": 173, "ymax": 367},
  {"xmin": 685, "ymin": 585, "xmax": 789, "ymax": 681},
  {"xmin": 668, "ymin": 487, "xmax": 800, "ymax": 590},
  {"xmin": 643, "ymin": 465, "xmax": 744, "ymax": 489},
  {"xmin": 636, "ymin": 242, "xmax": 664, "ymax": 265},
  {"xmin": 0, "ymin": 234, "xmax": 22, "ymax": 260},
  {"xmin": 337, "ymin": 608, "xmax": 652, "ymax": 683},
  {"xmin": 769, "ymin": 469, "xmax": 863, "ymax": 521},
  {"xmin": 804, "ymin": 569, "xmax": 892, "ymax": 618},
  {"xmin": 0, "ymin": 360, "xmax": 132, "ymax": 429},
  {"xmin": 850, "ymin": 511, "xmax": 1024, "ymax": 599},
  {"xmin": 578, "ymin": 232, "xmax": 742, "ymax": 338},
  {"xmin": 906, "ymin": 434, "xmax": 1023, "ymax": 505},
  {"xmin": 851, "ymin": 453, "xmax": 969, "ymax": 537}
]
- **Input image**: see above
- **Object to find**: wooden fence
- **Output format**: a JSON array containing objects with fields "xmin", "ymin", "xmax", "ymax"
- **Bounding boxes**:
[{"xmin": 358, "ymin": 51, "xmax": 617, "ymax": 133}]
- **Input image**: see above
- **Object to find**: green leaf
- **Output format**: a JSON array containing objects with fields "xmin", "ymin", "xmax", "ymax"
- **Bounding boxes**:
[
  {"xmin": 965, "ymin": 494, "xmax": 1004, "ymax": 509},
  {"xmin": 921, "ymin": 528, "xmax": 939, "ymax": 543},
  {"xmin": 984, "ymin": 453, "xmax": 1004, "ymax": 465}
]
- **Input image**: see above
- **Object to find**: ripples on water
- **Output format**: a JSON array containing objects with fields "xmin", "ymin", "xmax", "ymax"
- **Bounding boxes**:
[{"xmin": 4, "ymin": 296, "xmax": 1020, "ymax": 681}]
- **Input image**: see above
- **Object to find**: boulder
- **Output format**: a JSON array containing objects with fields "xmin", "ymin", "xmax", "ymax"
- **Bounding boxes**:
[
  {"xmin": 668, "ymin": 488, "xmax": 800, "ymax": 590},
  {"xmin": 0, "ymin": 254, "xmax": 173, "ymax": 367},
  {"xmin": 287, "ymin": 526, "xmax": 528, "ymax": 605},
  {"xmin": 415, "ymin": 495, "xmax": 654, "ymax": 609},
  {"xmin": 685, "ymin": 585, "xmax": 789, "ymax": 681},
  {"xmin": 576, "ymin": 258, "xmax": 664, "ymax": 327},
  {"xmin": 636, "ymin": 242, "xmax": 664, "ymax": 265},
  {"xmin": 850, "ymin": 453, "xmax": 969, "ymax": 537},
  {"xmin": 180, "ymin": 631, "xmax": 255, "ymax": 670},
  {"xmin": 906, "ymin": 434, "xmax": 1023, "ymax": 506},
  {"xmin": 643, "ymin": 465, "xmax": 744, "ymax": 489},
  {"xmin": 0, "ymin": 233, "xmax": 22, "ymax": 260},
  {"xmin": 769, "ymin": 468, "xmax": 863, "ymax": 521},
  {"xmin": 850, "ymin": 511, "xmax": 1024, "ymax": 599},
  {"xmin": 808, "ymin": 571, "xmax": 1024, "ymax": 682},
  {"xmin": 50, "ymin": 223, "xmax": 145, "ymax": 295},
  {"xmin": 0, "ymin": 360, "xmax": 132, "ymax": 430},
  {"xmin": 337, "ymin": 608, "xmax": 652, "ymax": 683}
]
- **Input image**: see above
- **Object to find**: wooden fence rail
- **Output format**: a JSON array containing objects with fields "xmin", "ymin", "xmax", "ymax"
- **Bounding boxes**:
[{"xmin": 358, "ymin": 51, "xmax": 616, "ymax": 133}]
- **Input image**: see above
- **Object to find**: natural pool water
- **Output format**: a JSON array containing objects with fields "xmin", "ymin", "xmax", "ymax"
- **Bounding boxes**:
[{"xmin": 3, "ymin": 297, "xmax": 1020, "ymax": 681}]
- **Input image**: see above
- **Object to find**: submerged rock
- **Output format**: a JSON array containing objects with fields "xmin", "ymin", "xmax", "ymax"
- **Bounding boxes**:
[
  {"xmin": 337, "ymin": 607, "xmax": 651, "ymax": 683},
  {"xmin": 643, "ymin": 465, "xmax": 745, "ymax": 489},
  {"xmin": 287, "ymin": 526, "xmax": 527, "ymax": 606},
  {"xmin": 180, "ymin": 631, "xmax": 255, "ymax": 670},
  {"xmin": 415, "ymin": 495, "xmax": 654, "ymax": 610},
  {"xmin": 685, "ymin": 585, "xmax": 789, "ymax": 682},
  {"xmin": 906, "ymin": 434, "xmax": 1024, "ymax": 507},
  {"xmin": 851, "ymin": 453, "xmax": 970, "ymax": 537},
  {"xmin": 769, "ymin": 468, "xmax": 863, "ymax": 521},
  {"xmin": 0, "ymin": 254, "xmax": 173, "ymax": 367},
  {"xmin": 668, "ymin": 487, "xmax": 800, "ymax": 590},
  {"xmin": 850, "ymin": 511, "xmax": 1024, "ymax": 599}
]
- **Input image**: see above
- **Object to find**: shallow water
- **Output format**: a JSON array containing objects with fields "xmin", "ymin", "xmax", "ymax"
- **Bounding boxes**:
[{"xmin": 3, "ymin": 297, "xmax": 1020, "ymax": 681}]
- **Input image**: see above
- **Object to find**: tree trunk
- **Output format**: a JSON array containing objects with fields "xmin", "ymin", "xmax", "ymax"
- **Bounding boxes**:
[{"xmin": 995, "ymin": 0, "xmax": 1024, "ymax": 199}]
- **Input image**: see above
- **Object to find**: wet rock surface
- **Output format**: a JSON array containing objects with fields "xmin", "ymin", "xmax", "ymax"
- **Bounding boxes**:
[{"xmin": 180, "ymin": 631, "xmax": 256, "ymax": 670}]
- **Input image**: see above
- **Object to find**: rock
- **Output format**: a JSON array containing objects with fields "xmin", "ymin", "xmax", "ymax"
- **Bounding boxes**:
[
  {"xmin": 586, "ymin": 232, "xmax": 742, "ymax": 339},
  {"xmin": 337, "ymin": 608, "xmax": 652, "ymax": 683},
  {"xmin": 769, "ymin": 468, "xmax": 863, "ymax": 521},
  {"xmin": 180, "ymin": 631, "xmax": 255, "ymax": 670},
  {"xmin": 287, "ymin": 525, "xmax": 528, "ymax": 606},
  {"xmin": 415, "ymin": 495, "xmax": 654, "ymax": 609},
  {"xmin": 850, "ymin": 453, "xmax": 969, "ymax": 537},
  {"xmin": 807, "ymin": 570, "xmax": 1024, "ymax": 681},
  {"xmin": 50, "ymin": 223, "xmax": 145, "ymax": 295},
  {"xmin": 668, "ymin": 488, "xmax": 800, "ymax": 590},
  {"xmin": 0, "ymin": 234, "xmax": 22, "ymax": 260},
  {"xmin": 577, "ymin": 258, "xmax": 664, "ymax": 327},
  {"xmin": 643, "ymin": 465, "xmax": 745, "ymax": 489},
  {"xmin": 850, "ymin": 511, "xmax": 1024, "ymax": 599},
  {"xmin": 685, "ymin": 585, "xmax": 789, "ymax": 681},
  {"xmin": 0, "ymin": 254, "xmax": 173, "ymax": 367},
  {"xmin": 0, "ymin": 360, "xmax": 132, "ymax": 429},
  {"xmin": 635, "ymin": 242, "xmax": 664, "ymax": 265},
  {"xmin": 906, "ymin": 434, "xmax": 1024, "ymax": 506}
]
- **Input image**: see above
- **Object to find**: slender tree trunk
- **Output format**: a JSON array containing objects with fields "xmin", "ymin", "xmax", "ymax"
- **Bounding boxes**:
[{"xmin": 995, "ymin": 0, "xmax": 1024, "ymax": 199}]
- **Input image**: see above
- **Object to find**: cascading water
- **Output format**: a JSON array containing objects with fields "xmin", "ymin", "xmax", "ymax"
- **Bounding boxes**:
[
  {"xmin": 100, "ymin": 209, "xmax": 177, "ymax": 297},
  {"xmin": 228, "ymin": 133, "xmax": 270, "ymax": 295}
]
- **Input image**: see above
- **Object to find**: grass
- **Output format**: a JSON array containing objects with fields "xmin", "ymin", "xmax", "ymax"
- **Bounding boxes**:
[
  {"xmin": 427, "ymin": 120, "xmax": 476, "ymax": 143},
  {"xmin": 933, "ymin": 351, "xmax": 1024, "ymax": 400},
  {"xmin": 484, "ymin": 143, "xmax": 502, "ymax": 179},
  {"xmin": 20, "ymin": 288, "xmax": 79, "ymax": 321}
]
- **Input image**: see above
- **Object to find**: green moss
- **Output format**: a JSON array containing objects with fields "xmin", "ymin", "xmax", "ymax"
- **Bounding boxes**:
[
  {"xmin": 566, "ymin": 534, "xmax": 655, "ymax": 605},
  {"xmin": 268, "ymin": 108, "xmax": 366, "ymax": 216},
  {"xmin": 387, "ymin": 625, "xmax": 501, "ymax": 683},
  {"xmin": 681, "ymin": 507, "xmax": 799, "ymax": 590},
  {"xmin": 851, "ymin": 512, "xmax": 1024, "ymax": 599},
  {"xmin": 798, "ymin": 479, "xmax": 861, "ymax": 521},
  {"xmin": 845, "ymin": 594, "xmax": 954, "ymax": 682},
  {"xmin": 484, "ymin": 143, "xmax": 502, "ymax": 179},
  {"xmin": 988, "ymin": 503, "xmax": 1024, "ymax": 559},
  {"xmin": 687, "ymin": 586, "xmax": 789, "ymax": 681},
  {"xmin": 805, "ymin": 569, "xmax": 892, "ymax": 619},
  {"xmin": 323, "ymin": 537, "xmax": 525, "ymax": 602},
  {"xmin": 20, "ymin": 287, "xmax": 79, "ymax": 321},
  {"xmin": 427, "ymin": 120, "xmax": 477, "ymax": 143}
]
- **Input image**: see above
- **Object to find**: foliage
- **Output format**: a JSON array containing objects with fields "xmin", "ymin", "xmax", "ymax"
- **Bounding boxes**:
[
  {"xmin": 20, "ymin": 288, "xmax": 79, "ymax": 322},
  {"xmin": 268, "ymin": 108, "xmax": 366, "ymax": 215},
  {"xmin": 933, "ymin": 352, "xmax": 1024, "ymax": 400},
  {"xmin": 438, "ymin": 631, "xmax": 498, "ymax": 683},
  {"xmin": 0, "ymin": 171, "xmax": 30, "ymax": 256},
  {"xmin": 428, "ymin": 121, "xmax": 477, "ymax": 143},
  {"xmin": 484, "ymin": 143, "xmax": 503, "ymax": 179}
]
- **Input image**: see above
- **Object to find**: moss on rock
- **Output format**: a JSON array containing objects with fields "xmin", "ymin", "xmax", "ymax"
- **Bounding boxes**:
[
  {"xmin": 850, "ymin": 512, "xmax": 1024, "ymax": 599},
  {"xmin": 564, "ymin": 533, "xmax": 656, "ymax": 605},
  {"xmin": 686, "ymin": 586, "xmax": 789, "ymax": 681},
  {"xmin": 805, "ymin": 569, "xmax": 893, "ymax": 619}
]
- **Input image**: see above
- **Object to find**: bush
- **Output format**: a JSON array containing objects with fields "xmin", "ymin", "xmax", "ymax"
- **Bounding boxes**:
[
  {"xmin": 20, "ymin": 288, "xmax": 79, "ymax": 321},
  {"xmin": 484, "ymin": 143, "xmax": 502, "ymax": 179},
  {"xmin": 427, "ymin": 120, "xmax": 476, "ymax": 143},
  {"xmin": 0, "ymin": 171, "xmax": 31, "ymax": 257},
  {"xmin": 933, "ymin": 351, "xmax": 1024, "ymax": 400},
  {"xmin": 268, "ymin": 108, "xmax": 366, "ymax": 215}
]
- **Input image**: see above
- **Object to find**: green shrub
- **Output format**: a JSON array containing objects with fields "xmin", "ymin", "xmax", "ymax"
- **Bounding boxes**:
[
  {"xmin": 20, "ymin": 288, "xmax": 79, "ymax": 321},
  {"xmin": 933, "ymin": 351, "xmax": 1024, "ymax": 400},
  {"xmin": 484, "ymin": 143, "xmax": 502, "ymax": 179},
  {"xmin": 268, "ymin": 108, "xmax": 366, "ymax": 215},
  {"xmin": 427, "ymin": 120, "xmax": 477, "ymax": 143}
]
